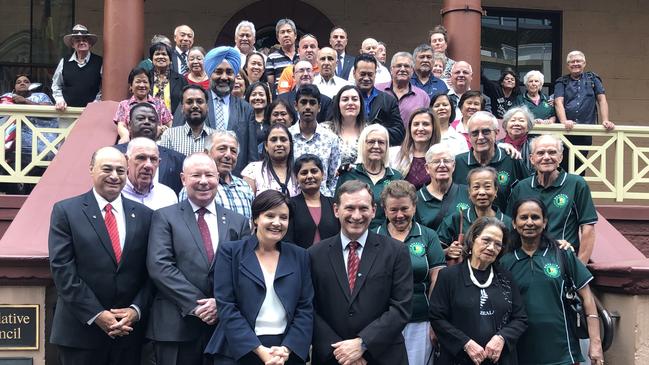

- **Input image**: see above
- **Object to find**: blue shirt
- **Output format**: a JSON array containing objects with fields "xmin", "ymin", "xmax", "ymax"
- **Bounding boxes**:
[
  {"xmin": 410, "ymin": 74, "xmax": 449, "ymax": 99},
  {"xmin": 554, "ymin": 72, "xmax": 605, "ymax": 124},
  {"xmin": 362, "ymin": 87, "xmax": 380, "ymax": 119},
  {"xmin": 210, "ymin": 90, "xmax": 230, "ymax": 129}
]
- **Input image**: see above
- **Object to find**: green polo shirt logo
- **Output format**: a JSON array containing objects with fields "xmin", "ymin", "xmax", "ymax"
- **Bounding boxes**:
[
  {"xmin": 456, "ymin": 202, "xmax": 470, "ymax": 212},
  {"xmin": 497, "ymin": 171, "xmax": 510, "ymax": 186},
  {"xmin": 409, "ymin": 242, "xmax": 426, "ymax": 257},
  {"xmin": 553, "ymin": 193, "xmax": 569, "ymax": 208},
  {"xmin": 543, "ymin": 263, "xmax": 561, "ymax": 278}
]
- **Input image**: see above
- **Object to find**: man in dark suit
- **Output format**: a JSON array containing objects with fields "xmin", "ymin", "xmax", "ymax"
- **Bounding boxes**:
[
  {"xmin": 115, "ymin": 102, "xmax": 185, "ymax": 194},
  {"xmin": 330, "ymin": 27, "xmax": 354, "ymax": 80},
  {"xmin": 308, "ymin": 180, "xmax": 413, "ymax": 365},
  {"xmin": 174, "ymin": 46, "xmax": 258, "ymax": 176},
  {"xmin": 353, "ymin": 53, "xmax": 405, "ymax": 146},
  {"xmin": 146, "ymin": 152, "xmax": 250, "ymax": 365},
  {"xmin": 48, "ymin": 147, "xmax": 153, "ymax": 365},
  {"xmin": 170, "ymin": 25, "xmax": 194, "ymax": 75}
]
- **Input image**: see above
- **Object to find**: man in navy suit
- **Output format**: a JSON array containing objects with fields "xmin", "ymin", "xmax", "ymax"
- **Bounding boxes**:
[
  {"xmin": 146, "ymin": 152, "xmax": 250, "ymax": 365},
  {"xmin": 114, "ymin": 102, "xmax": 185, "ymax": 194},
  {"xmin": 330, "ymin": 27, "xmax": 354, "ymax": 80},
  {"xmin": 48, "ymin": 146, "xmax": 153, "ymax": 365},
  {"xmin": 309, "ymin": 180, "xmax": 413, "ymax": 365}
]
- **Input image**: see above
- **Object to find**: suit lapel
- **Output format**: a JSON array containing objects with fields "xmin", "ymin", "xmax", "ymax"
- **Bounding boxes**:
[
  {"xmin": 81, "ymin": 191, "xmax": 118, "ymax": 266},
  {"xmin": 210, "ymin": 205, "xmax": 231, "ymax": 271},
  {"xmin": 349, "ymin": 232, "xmax": 380, "ymax": 303},
  {"xmin": 119, "ymin": 198, "xmax": 137, "ymax": 268},
  {"xmin": 240, "ymin": 238, "xmax": 265, "ymax": 288},
  {"xmin": 181, "ymin": 200, "xmax": 210, "ymax": 266},
  {"xmin": 207, "ymin": 90, "xmax": 216, "ymax": 129},
  {"xmin": 227, "ymin": 97, "xmax": 236, "ymax": 130},
  {"xmin": 328, "ymin": 236, "xmax": 351, "ymax": 302},
  {"xmin": 275, "ymin": 242, "xmax": 295, "ymax": 280}
]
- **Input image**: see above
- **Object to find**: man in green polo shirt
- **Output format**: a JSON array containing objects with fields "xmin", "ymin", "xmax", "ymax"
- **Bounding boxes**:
[
  {"xmin": 452, "ymin": 111, "xmax": 528, "ymax": 212},
  {"xmin": 507, "ymin": 134, "xmax": 597, "ymax": 263}
]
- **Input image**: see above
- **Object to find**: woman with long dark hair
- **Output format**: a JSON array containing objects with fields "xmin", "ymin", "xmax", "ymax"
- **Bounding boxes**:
[
  {"xmin": 321, "ymin": 85, "xmax": 366, "ymax": 166},
  {"xmin": 245, "ymin": 82, "xmax": 272, "ymax": 145}
]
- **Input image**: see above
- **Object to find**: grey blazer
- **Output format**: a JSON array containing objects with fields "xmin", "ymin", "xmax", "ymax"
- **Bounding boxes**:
[{"xmin": 146, "ymin": 199, "xmax": 250, "ymax": 342}]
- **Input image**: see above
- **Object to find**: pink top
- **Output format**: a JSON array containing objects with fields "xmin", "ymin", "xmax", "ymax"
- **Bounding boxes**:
[
  {"xmin": 113, "ymin": 95, "xmax": 173, "ymax": 126},
  {"xmin": 450, "ymin": 119, "xmax": 472, "ymax": 149},
  {"xmin": 308, "ymin": 206, "xmax": 322, "ymax": 244}
]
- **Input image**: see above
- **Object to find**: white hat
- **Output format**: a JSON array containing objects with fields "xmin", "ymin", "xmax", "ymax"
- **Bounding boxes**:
[{"xmin": 63, "ymin": 24, "xmax": 98, "ymax": 48}]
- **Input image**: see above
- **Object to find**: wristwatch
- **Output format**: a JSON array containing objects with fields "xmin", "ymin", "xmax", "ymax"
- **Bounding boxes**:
[{"xmin": 359, "ymin": 337, "xmax": 367, "ymax": 351}]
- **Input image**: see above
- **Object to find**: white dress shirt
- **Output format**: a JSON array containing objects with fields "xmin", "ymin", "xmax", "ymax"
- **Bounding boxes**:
[
  {"xmin": 93, "ymin": 189, "xmax": 126, "ymax": 250},
  {"xmin": 187, "ymin": 198, "xmax": 220, "ymax": 254},
  {"xmin": 122, "ymin": 179, "xmax": 178, "ymax": 211},
  {"xmin": 254, "ymin": 266, "xmax": 288, "ymax": 335},
  {"xmin": 313, "ymin": 74, "xmax": 351, "ymax": 99},
  {"xmin": 340, "ymin": 230, "xmax": 368, "ymax": 273},
  {"xmin": 51, "ymin": 52, "xmax": 103, "ymax": 103}
]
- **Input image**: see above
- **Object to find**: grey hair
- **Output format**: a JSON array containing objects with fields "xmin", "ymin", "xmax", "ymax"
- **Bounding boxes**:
[
  {"xmin": 173, "ymin": 25, "xmax": 194, "ymax": 37},
  {"xmin": 126, "ymin": 137, "xmax": 158, "ymax": 156},
  {"xmin": 467, "ymin": 111, "xmax": 498, "ymax": 131},
  {"xmin": 204, "ymin": 130, "xmax": 239, "ymax": 153},
  {"xmin": 530, "ymin": 134, "xmax": 564, "ymax": 154},
  {"xmin": 433, "ymin": 52, "xmax": 447, "ymax": 65},
  {"xmin": 523, "ymin": 70, "xmax": 544, "ymax": 85},
  {"xmin": 356, "ymin": 123, "xmax": 390, "ymax": 166},
  {"xmin": 236, "ymin": 20, "xmax": 256, "ymax": 38},
  {"xmin": 502, "ymin": 106, "xmax": 535, "ymax": 132},
  {"xmin": 275, "ymin": 19, "xmax": 296, "ymax": 35},
  {"xmin": 151, "ymin": 34, "xmax": 172, "ymax": 48},
  {"xmin": 390, "ymin": 51, "xmax": 414, "ymax": 68},
  {"xmin": 425, "ymin": 143, "xmax": 456, "ymax": 163},
  {"xmin": 452, "ymin": 60, "xmax": 473, "ymax": 74},
  {"xmin": 413, "ymin": 44, "xmax": 433, "ymax": 58},
  {"xmin": 566, "ymin": 50, "xmax": 586, "ymax": 63}
]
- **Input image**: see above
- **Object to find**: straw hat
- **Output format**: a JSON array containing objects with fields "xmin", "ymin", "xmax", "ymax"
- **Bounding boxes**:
[{"xmin": 63, "ymin": 24, "xmax": 98, "ymax": 48}]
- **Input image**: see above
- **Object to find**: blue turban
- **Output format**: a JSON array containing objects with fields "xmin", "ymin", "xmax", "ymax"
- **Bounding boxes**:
[{"xmin": 204, "ymin": 46, "xmax": 241, "ymax": 76}]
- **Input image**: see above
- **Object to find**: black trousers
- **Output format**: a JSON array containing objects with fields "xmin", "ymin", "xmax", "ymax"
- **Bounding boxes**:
[
  {"xmin": 154, "ymin": 338, "xmax": 212, "ymax": 365},
  {"xmin": 58, "ymin": 342, "xmax": 140, "ymax": 365},
  {"xmin": 212, "ymin": 334, "xmax": 306, "ymax": 365}
]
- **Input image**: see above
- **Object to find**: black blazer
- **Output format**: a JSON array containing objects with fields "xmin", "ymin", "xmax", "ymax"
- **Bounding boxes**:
[
  {"xmin": 146, "ymin": 200, "xmax": 251, "ymax": 342},
  {"xmin": 337, "ymin": 53, "xmax": 355, "ymax": 80},
  {"xmin": 308, "ymin": 231, "xmax": 413, "ymax": 365},
  {"xmin": 48, "ymin": 191, "xmax": 153, "ymax": 349},
  {"xmin": 115, "ymin": 143, "xmax": 185, "ymax": 194},
  {"xmin": 170, "ymin": 48, "xmax": 182, "ymax": 75},
  {"xmin": 204, "ymin": 236, "xmax": 313, "ymax": 362},
  {"xmin": 367, "ymin": 90, "xmax": 405, "ymax": 146},
  {"xmin": 150, "ymin": 69, "xmax": 187, "ymax": 116},
  {"xmin": 286, "ymin": 194, "xmax": 339, "ymax": 248},
  {"xmin": 278, "ymin": 89, "xmax": 333, "ymax": 123},
  {"xmin": 429, "ymin": 263, "xmax": 527, "ymax": 365},
  {"xmin": 186, "ymin": 92, "xmax": 259, "ymax": 176}
]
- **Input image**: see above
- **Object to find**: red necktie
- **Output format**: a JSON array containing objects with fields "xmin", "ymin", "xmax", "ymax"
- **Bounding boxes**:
[
  {"xmin": 104, "ymin": 203, "xmax": 122, "ymax": 263},
  {"xmin": 347, "ymin": 241, "xmax": 360, "ymax": 291},
  {"xmin": 197, "ymin": 207, "xmax": 214, "ymax": 263}
]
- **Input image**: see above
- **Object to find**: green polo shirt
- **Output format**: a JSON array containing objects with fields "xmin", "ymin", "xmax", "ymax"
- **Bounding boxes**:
[
  {"xmin": 515, "ymin": 92, "xmax": 555, "ymax": 120},
  {"xmin": 500, "ymin": 246, "xmax": 592, "ymax": 365},
  {"xmin": 452, "ymin": 147, "xmax": 530, "ymax": 212},
  {"xmin": 506, "ymin": 170, "xmax": 598, "ymax": 253},
  {"xmin": 374, "ymin": 221, "xmax": 445, "ymax": 322},
  {"xmin": 436, "ymin": 207, "xmax": 512, "ymax": 247},
  {"xmin": 414, "ymin": 183, "xmax": 471, "ymax": 231},
  {"xmin": 336, "ymin": 164, "xmax": 402, "ymax": 229}
]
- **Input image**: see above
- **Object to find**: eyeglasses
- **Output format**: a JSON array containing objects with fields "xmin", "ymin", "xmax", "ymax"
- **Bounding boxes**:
[
  {"xmin": 479, "ymin": 236, "xmax": 503, "ymax": 250},
  {"xmin": 365, "ymin": 139, "xmax": 386, "ymax": 147},
  {"xmin": 429, "ymin": 158, "xmax": 454, "ymax": 166},
  {"xmin": 470, "ymin": 128, "xmax": 494, "ymax": 138}
]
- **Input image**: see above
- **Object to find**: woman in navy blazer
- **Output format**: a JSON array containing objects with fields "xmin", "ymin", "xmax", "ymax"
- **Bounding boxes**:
[{"xmin": 206, "ymin": 190, "xmax": 314, "ymax": 365}]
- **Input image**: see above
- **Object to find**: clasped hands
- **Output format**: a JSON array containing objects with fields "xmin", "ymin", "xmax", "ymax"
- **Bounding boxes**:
[
  {"xmin": 95, "ymin": 307, "xmax": 138, "ymax": 338},
  {"xmin": 332, "ymin": 338, "xmax": 367, "ymax": 365},
  {"xmin": 194, "ymin": 298, "xmax": 218, "ymax": 325},
  {"xmin": 255, "ymin": 345, "xmax": 290, "ymax": 365},
  {"xmin": 464, "ymin": 336, "xmax": 504, "ymax": 365}
]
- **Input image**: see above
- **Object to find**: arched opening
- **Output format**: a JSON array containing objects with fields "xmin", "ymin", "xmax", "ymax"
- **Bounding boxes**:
[{"xmin": 215, "ymin": 0, "xmax": 335, "ymax": 51}]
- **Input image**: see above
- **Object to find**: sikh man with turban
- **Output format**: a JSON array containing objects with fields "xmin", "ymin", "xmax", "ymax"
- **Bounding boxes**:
[{"xmin": 198, "ymin": 46, "xmax": 258, "ymax": 175}]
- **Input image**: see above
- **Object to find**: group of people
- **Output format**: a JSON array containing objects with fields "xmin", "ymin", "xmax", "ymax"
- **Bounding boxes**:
[{"xmin": 40, "ymin": 17, "xmax": 614, "ymax": 365}]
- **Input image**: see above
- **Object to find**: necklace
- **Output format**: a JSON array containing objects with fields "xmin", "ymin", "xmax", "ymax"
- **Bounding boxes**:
[
  {"xmin": 365, "ymin": 165, "xmax": 383, "ymax": 176},
  {"xmin": 467, "ymin": 260, "xmax": 493, "ymax": 288}
]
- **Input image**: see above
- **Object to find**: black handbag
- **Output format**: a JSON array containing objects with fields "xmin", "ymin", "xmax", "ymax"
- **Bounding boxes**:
[{"xmin": 557, "ymin": 248, "xmax": 589, "ymax": 339}]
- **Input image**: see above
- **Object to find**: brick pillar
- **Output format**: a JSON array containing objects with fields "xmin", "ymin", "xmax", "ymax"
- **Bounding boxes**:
[
  {"xmin": 441, "ymin": 0, "xmax": 483, "ymax": 90},
  {"xmin": 102, "ymin": 0, "xmax": 144, "ymax": 101}
]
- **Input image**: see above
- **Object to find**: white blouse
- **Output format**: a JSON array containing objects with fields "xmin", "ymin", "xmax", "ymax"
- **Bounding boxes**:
[{"xmin": 254, "ymin": 266, "xmax": 288, "ymax": 336}]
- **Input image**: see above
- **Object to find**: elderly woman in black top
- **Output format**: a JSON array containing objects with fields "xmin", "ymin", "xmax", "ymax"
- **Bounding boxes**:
[
  {"xmin": 429, "ymin": 217, "xmax": 527, "ymax": 365},
  {"xmin": 285, "ymin": 154, "xmax": 339, "ymax": 248}
]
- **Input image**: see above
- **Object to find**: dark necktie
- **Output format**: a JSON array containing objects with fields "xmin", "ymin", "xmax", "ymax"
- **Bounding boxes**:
[
  {"xmin": 337, "ymin": 55, "xmax": 344, "ymax": 76},
  {"xmin": 104, "ymin": 203, "xmax": 122, "ymax": 263},
  {"xmin": 197, "ymin": 207, "xmax": 214, "ymax": 263},
  {"xmin": 347, "ymin": 241, "xmax": 360, "ymax": 291},
  {"xmin": 214, "ymin": 96, "xmax": 226, "ymax": 130},
  {"xmin": 180, "ymin": 52, "xmax": 189, "ymax": 74}
]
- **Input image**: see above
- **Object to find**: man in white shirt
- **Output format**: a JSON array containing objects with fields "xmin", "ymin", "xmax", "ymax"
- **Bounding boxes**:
[
  {"xmin": 313, "ymin": 47, "xmax": 350, "ymax": 98},
  {"xmin": 234, "ymin": 20, "xmax": 257, "ymax": 65},
  {"xmin": 122, "ymin": 138, "xmax": 178, "ymax": 210},
  {"xmin": 172, "ymin": 25, "xmax": 194, "ymax": 75},
  {"xmin": 347, "ymin": 38, "xmax": 392, "ymax": 85}
]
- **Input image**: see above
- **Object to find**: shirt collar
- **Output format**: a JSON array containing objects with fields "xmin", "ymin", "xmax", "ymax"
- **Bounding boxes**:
[
  {"xmin": 175, "ymin": 46, "xmax": 186, "ymax": 55},
  {"xmin": 211, "ymin": 90, "xmax": 231, "ymax": 104},
  {"xmin": 467, "ymin": 146, "xmax": 503, "ymax": 166},
  {"xmin": 68, "ymin": 52, "xmax": 91, "ymax": 64},
  {"xmin": 125, "ymin": 177, "xmax": 157, "ymax": 196},
  {"xmin": 187, "ymin": 197, "xmax": 217, "ymax": 215},
  {"xmin": 531, "ymin": 169, "xmax": 568, "ymax": 188},
  {"xmin": 362, "ymin": 87, "xmax": 379, "ymax": 100},
  {"xmin": 93, "ymin": 188, "xmax": 123, "ymax": 213},
  {"xmin": 341, "ymin": 229, "xmax": 369, "ymax": 250},
  {"xmin": 128, "ymin": 94, "xmax": 155, "ymax": 105},
  {"xmin": 182, "ymin": 122, "xmax": 208, "ymax": 137},
  {"xmin": 290, "ymin": 122, "xmax": 321, "ymax": 141}
]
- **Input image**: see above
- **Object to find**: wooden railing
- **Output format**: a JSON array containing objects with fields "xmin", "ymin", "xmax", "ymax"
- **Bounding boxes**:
[
  {"xmin": 0, "ymin": 104, "xmax": 83, "ymax": 184},
  {"xmin": 532, "ymin": 124, "xmax": 649, "ymax": 202}
]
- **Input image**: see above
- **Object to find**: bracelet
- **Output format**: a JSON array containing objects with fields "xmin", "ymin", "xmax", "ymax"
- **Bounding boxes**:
[{"xmin": 587, "ymin": 314, "xmax": 600, "ymax": 319}]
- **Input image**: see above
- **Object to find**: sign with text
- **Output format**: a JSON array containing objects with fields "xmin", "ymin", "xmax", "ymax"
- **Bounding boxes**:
[{"xmin": 0, "ymin": 305, "xmax": 38, "ymax": 350}]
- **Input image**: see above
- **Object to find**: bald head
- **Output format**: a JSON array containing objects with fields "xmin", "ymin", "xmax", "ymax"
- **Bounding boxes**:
[
  {"xmin": 360, "ymin": 38, "xmax": 379, "ymax": 57},
  {"xmin": 298, "ymin": 35, "xmax": 319, "ymax": 65},
  {"xmin": 90, "ymin": 147, "xmax": 127, "ymax": 201},
  {"xmin": 450, "ymin": 60, "xmax": 473, "ymax": 93},
  {"xmin": 318, "ymin": 47, "xmax": 337, "ymax": 79}
]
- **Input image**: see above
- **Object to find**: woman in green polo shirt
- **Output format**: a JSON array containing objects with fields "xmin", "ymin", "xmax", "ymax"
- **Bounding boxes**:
[
  {"xmin": 374, "ymin": 180, "xmax": 446, "ymax": 365},
  {"xmin": 437, "ymin": 166, "xmax": 512, "ymax": 263},
  {"xmin": 336, "ymin": 123, "xmax": 402, "ymax": 229},
  {"xmin": 500, "ymin": 198, "xmax": 603, "ymax": 365},
  {"xmin": 514, "ymin": 70, "xmax": 556, "ymax": 124}
]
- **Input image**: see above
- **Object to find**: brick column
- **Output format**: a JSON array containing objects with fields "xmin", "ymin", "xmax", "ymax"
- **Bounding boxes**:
[{"xmin": 441, "ymin": 0, "xmax": 483, "ymax": 90}]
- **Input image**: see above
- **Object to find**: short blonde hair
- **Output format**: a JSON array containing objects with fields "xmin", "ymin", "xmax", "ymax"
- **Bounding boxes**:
[{"xmin": 357, "ymin": 124, "xmax": 390, "ymax": 166}]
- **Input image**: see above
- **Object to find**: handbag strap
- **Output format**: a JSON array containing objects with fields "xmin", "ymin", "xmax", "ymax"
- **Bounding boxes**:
[{"xmin": 556, "ymin": 246, "xmax": 577, "ymax": 291}]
